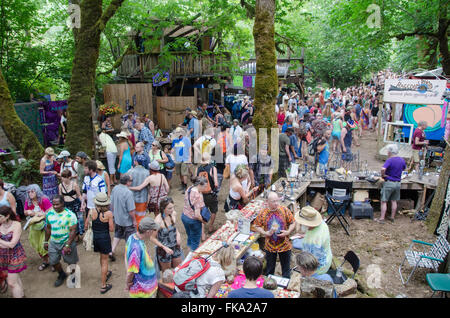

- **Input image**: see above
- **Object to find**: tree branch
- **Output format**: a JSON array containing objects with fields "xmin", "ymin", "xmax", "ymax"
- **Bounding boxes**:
[
  {"xmin": 96, "ymin": 0, "xmax": 126, "ymax": 32},
  {"xmin": 240, "ymin": 0, "xmax": 255, "ymax": 19},
  {"xmin": 97, "ymin": 42, "xmax": 133, "ymax": 77},
  {"xmin": 394, "ymin": 30, "xmax": 437, "ymax": 40}
]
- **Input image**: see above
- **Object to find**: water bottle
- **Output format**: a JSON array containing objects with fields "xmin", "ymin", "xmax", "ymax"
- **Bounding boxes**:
[{"xmin": 336, "ymin": 267, "xmax": 343, "ymax": 280}]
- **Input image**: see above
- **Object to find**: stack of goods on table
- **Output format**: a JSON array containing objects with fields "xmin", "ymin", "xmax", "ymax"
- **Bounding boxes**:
[
  {"xmin": 194, "ymin": 221, "xmax": 258, "ymax": 258},
  {"xmin": 272, "ymin": 288, "xmax": 300, "ymax": 298},
  {"xmin": 240, "ymin": 199, "xmax": 266, "ymax": 221}
]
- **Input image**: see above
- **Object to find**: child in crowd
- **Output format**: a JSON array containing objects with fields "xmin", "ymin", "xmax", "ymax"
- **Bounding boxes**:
[{"xmin": 164, "ymin": 145, "xmax": 175, "ymax": 188}]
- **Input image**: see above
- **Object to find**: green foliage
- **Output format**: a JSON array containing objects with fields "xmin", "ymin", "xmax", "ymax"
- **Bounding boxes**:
[{"xmin": 0, "ymin": 148, "xmax": 41, "ymax": 186}]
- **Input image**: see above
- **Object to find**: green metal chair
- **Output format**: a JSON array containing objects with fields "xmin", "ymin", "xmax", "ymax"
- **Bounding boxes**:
[
  {"xmin": 399, "ymin": 236, "xmax": 450, "ymax": 285},
  {"xmin": 426, "ymin": 273, "xmax": 450, "ymax": 298}
]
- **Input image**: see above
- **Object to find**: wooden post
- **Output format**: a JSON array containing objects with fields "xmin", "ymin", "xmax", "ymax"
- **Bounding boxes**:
[{"xmin": 91, "ymin": 97, "xmax": 99, "ymax": 160}]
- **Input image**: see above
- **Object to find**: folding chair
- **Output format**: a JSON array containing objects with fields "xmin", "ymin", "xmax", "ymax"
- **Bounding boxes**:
[
  {"xmin": 399, "ymin": 236, "xmax": 450, "ymax": 285},
  {"xmin": 426, "ymin": 273, "xmax": 450, "ymax": 298},
  {"xmin": 328, "ymin": 250, "xmax": 360, "ymax": 284},
  {"xmin": 325, "ymin": 179, "xmax": 353, "ymax": 235}
]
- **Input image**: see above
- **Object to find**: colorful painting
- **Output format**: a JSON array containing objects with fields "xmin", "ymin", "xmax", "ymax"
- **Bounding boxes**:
[
  {"xmin": 152, "ymin": 71, "xmax": 170, "ymax": 87},
  {"xmin": 402, "ymin": 104, "xmax": 446, "ymax": 140}
]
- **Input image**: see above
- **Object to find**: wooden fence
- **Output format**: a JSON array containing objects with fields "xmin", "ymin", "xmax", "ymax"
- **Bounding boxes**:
[
  {"xmin": 156, "ymin": 93, "xmax": 197, "ymax": 131},
  {"xmin": 103, "ymin": 84, "xmax": 153, "ymax": 129}
]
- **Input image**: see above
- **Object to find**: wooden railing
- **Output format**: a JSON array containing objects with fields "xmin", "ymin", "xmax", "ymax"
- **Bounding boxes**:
[
  {"xmin": 239, "ymin": 58, "xmax": 303, "ymax": 77},
  {"xmin": 117, "ymin": 52, "xmax": 232, "ymax": 79}
]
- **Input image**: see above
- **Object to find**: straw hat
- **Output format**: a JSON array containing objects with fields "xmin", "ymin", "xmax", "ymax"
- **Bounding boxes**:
[
  {"xmin": 295, "ymin": 206, "xmax": 323, "ymax": 227},
  {"xmin": 45, "ymin": 147, "xmax": 55, "ymax": 156},
  {"xmin": 190, "ymin": 111, "xmax": 198, "ymax": 118},
  {"xmin": 96, "ymin": 160, "xmax": 106, "ymax": 170},
  {"xmin": 116, "ymin": 131, "xmax": 129, "ymax": 139},
  {"xmin": 29, "ymin": 214, "xmax": 46, "ymax": 225},
  {"xmin": 94, "ymin": 192, "xmax": 111, "ymax": 206}
]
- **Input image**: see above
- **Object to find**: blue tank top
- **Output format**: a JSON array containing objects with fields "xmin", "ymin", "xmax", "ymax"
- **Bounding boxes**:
[
  {"xmin": 119, "ymin": 146, "xmax": 132, "ymax": 173},
  {"xmin": 0, "ymin": 191, "xmax": 10, "ymax": 208}
]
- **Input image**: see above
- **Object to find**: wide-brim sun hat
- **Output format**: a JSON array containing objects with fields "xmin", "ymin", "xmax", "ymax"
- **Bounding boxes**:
[
  {"xmin": 96, "ymin": 160, "xmax": 106, "ymax": 170},
  {"xmin": 29, "ymin": 214, "xmax": 46, "ymax": 225},
  {"xmin": 295, "ymin": 206, "xmax": 323, "ymax": 227},
  {"xmin": 116, "ymin": 131, "xmax": 129, "ymax": 139},
  {"xmin": 149, "ymin": 160, "xmax": 160, "ymax": 171},
  {"xmin": 94, "ymin": 192, "xmax": 111, "ymax": 206}
]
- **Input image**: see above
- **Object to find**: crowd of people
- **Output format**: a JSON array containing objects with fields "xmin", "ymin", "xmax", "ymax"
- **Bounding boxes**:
[{"xmin": 0, "ymin": 70, "xmax": 422, "ymax": 299}]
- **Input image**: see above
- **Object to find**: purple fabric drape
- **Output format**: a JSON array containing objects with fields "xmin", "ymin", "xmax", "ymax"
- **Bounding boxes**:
[{"xmin": 39, "ymin": 101, "xmax": 68, "ymax": 146}]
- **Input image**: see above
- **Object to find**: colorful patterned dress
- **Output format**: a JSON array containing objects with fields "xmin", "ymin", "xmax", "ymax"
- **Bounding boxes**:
[
  {"xmin": 0, "ymin": 231, "xmax": 27, "ymax": 274},
  {"xmin": 125, "ymin": 233, "xmax": 158, "ymax": 298},
  {"xmin": 42, "ymin": 159, "xmax": 58, "ymax": 201}
]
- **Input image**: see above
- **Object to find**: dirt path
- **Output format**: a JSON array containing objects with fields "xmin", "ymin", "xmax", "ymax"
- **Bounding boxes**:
[{"xmin": 1, "ymin": 131, "xmax": 436, "ymax": 298}]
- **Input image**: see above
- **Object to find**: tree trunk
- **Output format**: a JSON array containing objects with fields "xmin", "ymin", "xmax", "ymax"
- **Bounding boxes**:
[
  {"xmin": 252, "ymin": 0, "xmax": 278, "ymax": 135},
  {"xmin": 66, "ymin": 0, "xmax": 125, "ymax": 156},
  {"xmin": 426, "ymin": 136, "xmax": 450, "ymax": 233},
  {"xmin": 0, "ymin": 68, "xmax": 43, "ymax": 169}
]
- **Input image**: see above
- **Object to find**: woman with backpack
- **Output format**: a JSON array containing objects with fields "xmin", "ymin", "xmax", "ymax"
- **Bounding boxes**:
[
  {"xmin": 194, "ymin": 153, "xmax": 219, "ymax": 235},
  {"xmin": 149, "ymin": 140, "xmax": 169, "ymax": 176},
  {"xmin": 182, "ymin": 176, "xmax": 210, "ymax": 252}
]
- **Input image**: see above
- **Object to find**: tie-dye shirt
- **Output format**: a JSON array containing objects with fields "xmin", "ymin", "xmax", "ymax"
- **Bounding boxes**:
[
  {"xmin": 301, "ymin": 221, "xmax": 332, "ymax": 275},
  {"xmin": 254, "ymin": 206, "xmax": 294, "ymax": 253},
  {"xmin": 125, "ymin": 234, "xmax": 158, "ymax": 298}
]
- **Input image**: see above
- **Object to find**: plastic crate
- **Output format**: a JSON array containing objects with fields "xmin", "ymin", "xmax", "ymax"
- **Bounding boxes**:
[{"xmin": 349, "ymin": 202, "xmax": 373, "ymax": 219}]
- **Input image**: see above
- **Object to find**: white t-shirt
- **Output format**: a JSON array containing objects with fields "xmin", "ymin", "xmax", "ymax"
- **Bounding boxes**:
[
  {"xmin": 226, "ymin": 154, "xmax": 248, "ymax": 175},
  {"xmin": 194, "ymin": 260, "xmax": 225, "ymax": 298},
  {"xmin": 99, "ymin": 132, "xmax": 118, "ymax": 153},
  {"xmin": 62, "ymin": 160, "xmax": 78, "ymax": 178},
  {"xmin": 194, "ymin": 135, "xmax": 217, "ymax": 154},
  {"xmin": 286, "ymin": 110, "xmax": 297, "ymax": 122},
  {"xmin": 82, "ymin": 174, "xmax": 106, "ymax": 209}
]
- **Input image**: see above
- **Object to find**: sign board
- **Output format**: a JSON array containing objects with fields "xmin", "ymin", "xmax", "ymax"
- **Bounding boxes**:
[
  {"xmin": 383, "ymin": 79, "xmax": 446, "ymax": 105},
  {"xmin": 153, "ymin": 71, "xmax": 170, "ymax": 87}
]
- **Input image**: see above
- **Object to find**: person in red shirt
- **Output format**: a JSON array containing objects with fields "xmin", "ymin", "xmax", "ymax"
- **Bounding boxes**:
[{"xmin": 409, "ymin": 121, "xmax": 428, "ymax": 171}]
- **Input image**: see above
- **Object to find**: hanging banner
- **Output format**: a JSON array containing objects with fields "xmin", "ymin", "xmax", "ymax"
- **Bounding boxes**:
[
  {"xmin": 402, "ymin": 104, "xmax": 446, "ymax": 140},
  {"xmin": 153, "ymin": 71, "xmax": 170, "ymax": 87},
  {"xmin": 233, "ymin": 76, "xmax": 243, "ymax": 87},
  {"xmin": 243, "ymin": 75, "xmax": 253, "ymax": 88},
  {"xmin": 383, "ymin": 79, "xmax": 447, "ymax": 105}
]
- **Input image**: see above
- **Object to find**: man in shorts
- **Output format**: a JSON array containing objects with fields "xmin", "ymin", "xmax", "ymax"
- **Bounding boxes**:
[
  {"xmin": 44, "ymin": 195, "xmax": 78, "ymax": 287},
  {"xmin": 110, "ymin": 174, "xmax": 136, "ymax": 261},
  {"xmin": 171, "ymin": 127, "xmax": 192, "ymax": 194},
  {"xmin": 340, "ymin": 114, "xmax": 353, "ymax": 170},
  {"xmin": 376, "ymin": 144, "xmax": 406, "ymax": 223}
]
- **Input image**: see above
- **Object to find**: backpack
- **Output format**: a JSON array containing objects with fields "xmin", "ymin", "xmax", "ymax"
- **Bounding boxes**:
[
  {"xmin": 308, "ymin": 137, "xmax": 319, "ymax": 156},
  {"xmin": 165, "ymin": 153, "xmax": 175, "ymax": 170},
  {"xmin": 197, "ymin": 164, "xmax": 214, "ymax": 194},
  {"xmin": 173, "ymin": 257, "xmax": 211, "ymax": 295}
]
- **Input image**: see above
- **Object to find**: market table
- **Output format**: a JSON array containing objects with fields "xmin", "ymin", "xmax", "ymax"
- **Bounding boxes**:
[{"xmin": 306, "ymin": 171, "xmax": 439, "ymax": 210}]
